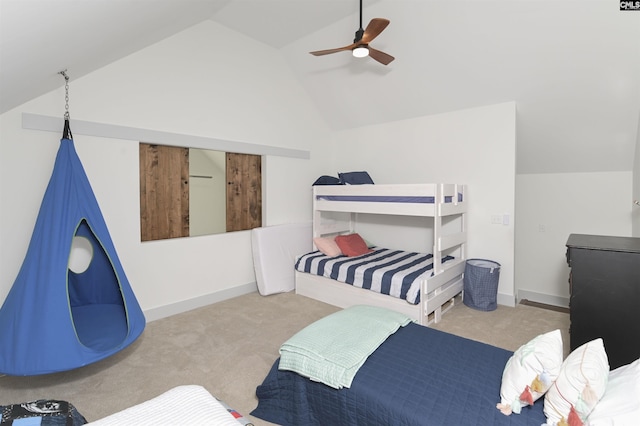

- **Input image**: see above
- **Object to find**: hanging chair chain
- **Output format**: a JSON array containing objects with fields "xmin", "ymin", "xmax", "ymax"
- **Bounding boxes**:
[{"xmin": 59, "ymin": 69, "xmax": 70, "ymax": 120}]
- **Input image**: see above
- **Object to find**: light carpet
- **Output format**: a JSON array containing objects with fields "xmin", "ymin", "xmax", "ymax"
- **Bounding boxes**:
[{"xmin": 0, "ymin": 292, "xmax": 569, "ymax": 425}]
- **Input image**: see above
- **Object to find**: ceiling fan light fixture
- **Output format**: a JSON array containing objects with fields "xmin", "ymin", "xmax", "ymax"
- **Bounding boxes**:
[
  {"xmin": 352, "ymin": 45, "xmax": 369, "ymax": 58},
  {"xmin": 309, "ymin": 0, "xmax": 393, "ymax": 65}
]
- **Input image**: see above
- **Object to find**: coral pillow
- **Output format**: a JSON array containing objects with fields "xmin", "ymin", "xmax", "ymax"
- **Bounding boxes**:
[
  {"xmin": 544, "ymin": 338, "xmax": 609, "ymax": 426},
  {"xmin": 497, "ymin": 329, "xmax": 563, "ymax": 415},
  {"xmin": 334, "ymin": 233, "xmax": 372, "ymax": 257},
  {"xmin": 313, "ymin": 237, "xmax": 342, "ymax": 257}
]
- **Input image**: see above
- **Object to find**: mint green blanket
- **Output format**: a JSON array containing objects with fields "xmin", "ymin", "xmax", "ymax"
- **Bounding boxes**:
[{"xmin": 278, "ymin": 305, "xmax": 413, "ymax": 389}]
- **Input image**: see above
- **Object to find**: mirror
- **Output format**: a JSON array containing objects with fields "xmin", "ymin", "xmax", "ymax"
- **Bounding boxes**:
[
  {"xmin": 188, "ymin": 148, "xmax": 226, "ymax": 236},
  {"xmin": 139, "ymin": 143, "xmax": 262, "ymax": 241}
]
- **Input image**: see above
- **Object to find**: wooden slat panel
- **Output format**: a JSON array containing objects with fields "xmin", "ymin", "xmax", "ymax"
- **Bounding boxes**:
[
  {"xmin": 139, "ymin": 143, "xmax": 189, "ymax": 241},
  {"xmin": 226, "ymin": 153, "xmax": 262, "ymax": 232}
]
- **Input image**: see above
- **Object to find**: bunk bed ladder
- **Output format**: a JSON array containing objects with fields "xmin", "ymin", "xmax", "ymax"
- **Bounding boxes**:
[{"xmin": 424, "ymin": 183, "xmax": 467, "ymax": 325}]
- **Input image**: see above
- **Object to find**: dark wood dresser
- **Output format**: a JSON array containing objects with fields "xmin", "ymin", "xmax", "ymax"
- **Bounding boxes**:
[{"xmin": 565, "ymin": 234, "xmax": 640, "ymax": 369}]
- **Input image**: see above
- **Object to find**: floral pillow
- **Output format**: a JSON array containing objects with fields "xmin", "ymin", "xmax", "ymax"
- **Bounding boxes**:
[
  {"xmin": 543, "ymin": 338, "xmax": 609, "ymax": 426},
  {"xmin": 313, "ymin": 237, "xmax": 342, "ymax": 257},
  {"xmin": 496, "ymin": 329, "xmax": 563, "ymax": 415}
]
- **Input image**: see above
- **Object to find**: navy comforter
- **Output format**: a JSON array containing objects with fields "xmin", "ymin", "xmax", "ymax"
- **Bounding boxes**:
[{"xmin": 251, "ymin": 323, "xmax": 547, "ymax": 425}]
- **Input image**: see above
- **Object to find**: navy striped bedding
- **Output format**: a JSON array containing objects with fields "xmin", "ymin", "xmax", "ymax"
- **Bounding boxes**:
[{"xmin": 295, "ymin": 248, "xmax": 454, "ymax": 304}]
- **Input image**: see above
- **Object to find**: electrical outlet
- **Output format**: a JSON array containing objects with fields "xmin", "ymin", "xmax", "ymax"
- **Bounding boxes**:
[{"xmin": 491, "ymin": 215, "xmax": 502, "ymax": 224}]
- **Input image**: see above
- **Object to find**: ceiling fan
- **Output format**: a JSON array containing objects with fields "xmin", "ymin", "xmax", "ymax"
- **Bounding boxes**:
[{"xmin": 309, "ymin": 0, "xmax": 394, "ymax": 65}]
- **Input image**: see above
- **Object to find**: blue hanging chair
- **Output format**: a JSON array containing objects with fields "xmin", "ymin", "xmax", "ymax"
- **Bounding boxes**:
[{"xmin": 0, "ymin": 130, "xmax": 145, "ymax": 375}]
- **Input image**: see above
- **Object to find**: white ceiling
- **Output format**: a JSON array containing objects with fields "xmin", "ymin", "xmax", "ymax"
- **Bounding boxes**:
[{"xmin": 1, "ymin": 0, "xmax": 639, "ymax": 175}]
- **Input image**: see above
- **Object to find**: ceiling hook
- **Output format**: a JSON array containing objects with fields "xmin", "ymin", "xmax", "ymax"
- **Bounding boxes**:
[
  {"xmin": 58, "ymin": 69, "xmax": 70, "ymax": 120},
  {"xmin": 58, "ymin": 69, "xmax": 69, "ymax": 82}
]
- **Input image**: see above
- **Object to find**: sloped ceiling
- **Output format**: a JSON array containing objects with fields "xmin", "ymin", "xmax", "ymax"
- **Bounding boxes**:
[{"xmin": 1, "ymin": 0, "xmax": 638, "ymax": 175}]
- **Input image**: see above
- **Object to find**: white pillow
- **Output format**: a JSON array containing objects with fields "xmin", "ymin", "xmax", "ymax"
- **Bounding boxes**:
[
  {"xmin": 544, "ymin": 338, "xmax": 609, "ymax": 426},
  {"xmin": 585, "ymin": 358, "xmax": 640, "ymax": 426},
  {"xmin": 496, "ymin": 329, "xmax": 563, "ymax": 415},
  {"xmin": 313, "ymin": 236, "xmax": 342, "ymax": 257}
]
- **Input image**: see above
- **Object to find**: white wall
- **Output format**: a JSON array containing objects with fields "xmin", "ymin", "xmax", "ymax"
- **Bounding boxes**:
[
  {"xmin": 3, "ymin": 19, "xmax": 632, "ymax": 319},
  {"xmin": 0, "ymin": 21, "xmax": 332, "ymax": 319},
  {"xmin": 516, "ymin": 172, "xmax": 633, "ymax": 306},
  {"xmin": 633, "ymin": 110, "xmax": 640, "ymax": 237},
  {"xmin": 329, "ymin": 102, "xmax": 518, "ymax": 305}
]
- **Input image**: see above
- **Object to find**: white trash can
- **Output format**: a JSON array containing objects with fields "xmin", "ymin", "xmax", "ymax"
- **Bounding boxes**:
[{"xmin": 463, "ymin": 259, "xmax": 501, "ymax": 311}]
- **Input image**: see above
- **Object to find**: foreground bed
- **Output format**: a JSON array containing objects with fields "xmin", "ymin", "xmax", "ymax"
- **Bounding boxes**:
[
  {"xmin": 86, "ymin": 385, "xmax": 248, "ymax": 426},
  {"xmin": 251, "ymin": 321, "xmax": 546, "ymax": 425},
  {"xmin": 252, "ymin": 304, "xmax": 637, "ymax": 426}
]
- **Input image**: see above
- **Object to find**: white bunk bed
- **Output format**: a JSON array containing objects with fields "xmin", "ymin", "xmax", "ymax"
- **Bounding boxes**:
[{"xmin": 295, "ymin": 183, "xmax": 467, "ymax": 325}]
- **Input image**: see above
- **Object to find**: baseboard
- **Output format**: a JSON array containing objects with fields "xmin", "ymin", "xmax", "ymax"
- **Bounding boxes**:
[
  {"xmin": 516, "ymin": 290, "xmax": 569, "ymax": 309},
  {"xmin": 143, "ymin": 282, "xmax": 258, "ymax": 322},
  {"xmin": 519, "ymin": 299, "xmax": 570, "ymax": 313},
  {"xmin": 497, "ymin": 292, "xmax": 516, "ymax": 307}
]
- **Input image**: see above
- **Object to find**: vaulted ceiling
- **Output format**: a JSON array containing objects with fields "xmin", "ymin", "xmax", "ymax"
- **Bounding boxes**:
[{"xmin": 1, "ymin": 0, "xmax": 639, "ymax": 175}]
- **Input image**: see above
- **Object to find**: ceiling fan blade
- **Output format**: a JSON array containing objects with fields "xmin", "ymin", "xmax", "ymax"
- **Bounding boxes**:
[
  {"xmin": 368, "ymin": 47, "xmax": 395, "ymax": 65},
  {"xmin": 361, "ymin": 18, "xmax": 390, "ymax": 44},
  {"xmin": 310, "ymin": 43, "xmax": 356, "ymax": 56}
]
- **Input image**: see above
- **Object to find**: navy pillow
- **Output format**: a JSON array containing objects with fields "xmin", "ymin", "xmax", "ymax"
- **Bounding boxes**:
[
  {"xmin": 338, "ymin": 171, "xmax": 374, "ymax": 185},
  {"xmin": 312, "ymin": 175, "xmax": 342, "ymax": 186}
]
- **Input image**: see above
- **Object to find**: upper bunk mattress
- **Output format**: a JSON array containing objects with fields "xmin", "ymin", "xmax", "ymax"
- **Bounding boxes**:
[
  {"xmin": 316, "ymin": 194, "xmax": 462, "ymax": 203},
  {"xmin": 295, "ymin": 248, "xmax": 454, "ymax": 304}
]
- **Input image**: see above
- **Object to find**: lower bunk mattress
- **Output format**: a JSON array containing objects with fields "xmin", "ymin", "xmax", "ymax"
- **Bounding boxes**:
[
  {"xmin": 251, "ymin": 323, "xmax": 547, "ymax": 426},
  {"xmin": 295, "ymin": 248, "xmax": 453, "ymax": 304}
]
